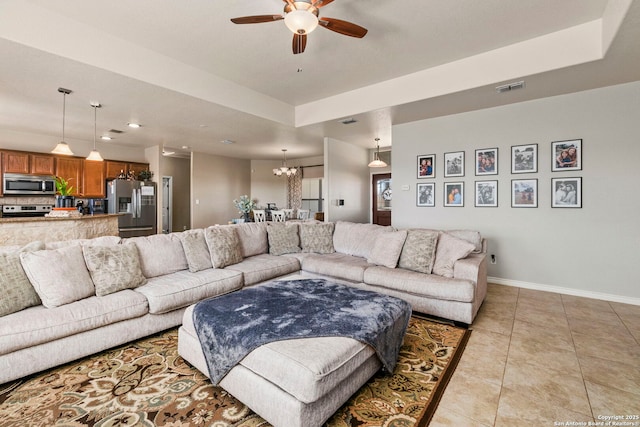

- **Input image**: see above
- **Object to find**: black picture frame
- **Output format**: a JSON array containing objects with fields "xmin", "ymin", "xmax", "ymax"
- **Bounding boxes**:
[
  {"xmin": 444, "ymin": 151, "xmax": 465, "ymax": 177},
  {"xmin": 444, "ymin": 182, "xmax": 464, "ymax": 207},
  {"xmin": 475, "ymin": 180, "xmax": 498, "ymax": 207},
  {"xmin": 417, "ymin": 154, "xmax": 435, "ymax": 179},
  {"xmin": 552, "ymin": 177, "xmax": 582, "ymax": 208},
  {"xmin": 416, "ymin": 183, "xmax": 435, "ymax": 207},
  {"xmin": 511, "ymin": 143, "xmax": 538, "ymax": 174},
  {"xmin": 475, "ymin": 148, "xmax": 498, "ymax": 175},
  {"xmin": 511, "ymin": 179, "xmax": 538, "ymax": 208},
  {"xmin": 552, "ymin": 139, "xmax": 582, "ymax": 171}
]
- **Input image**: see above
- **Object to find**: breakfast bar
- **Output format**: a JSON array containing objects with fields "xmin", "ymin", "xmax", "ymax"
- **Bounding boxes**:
[{"xmin": 0, "ymin": 214, "xmax": 121, "ymax": 246}]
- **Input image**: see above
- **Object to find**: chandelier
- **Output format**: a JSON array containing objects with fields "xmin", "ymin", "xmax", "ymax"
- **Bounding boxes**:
[
  {"xmin": 273, "ymin": 149, "xmax": 297, "ymax": 177},
  {"xmin": 51, "ymin": 88, "xmax": 74, "ymax": 155},
  {"xmin": 368, "ymin": 138, "xmax": 388, "ymax": 168}
]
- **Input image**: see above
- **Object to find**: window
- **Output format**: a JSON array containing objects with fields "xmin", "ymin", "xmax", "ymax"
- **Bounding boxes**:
[{"xmin": 301, "ymin": 178, "xmax": 323, "ymax": 215}]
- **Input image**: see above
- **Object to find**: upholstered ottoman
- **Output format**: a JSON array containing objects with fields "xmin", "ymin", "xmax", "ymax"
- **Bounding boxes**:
[{"xmin": 178, "ymin": 279, "xmax": 411, "ymax": 427}]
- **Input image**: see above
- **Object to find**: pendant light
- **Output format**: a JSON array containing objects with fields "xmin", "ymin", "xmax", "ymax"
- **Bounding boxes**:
[
  {"xmin": 51, "ymin": 88, "xmax": 74, "ymax": 155},
  {"xmin": 368, "ymin": 138, "xmax": 388, "ymax": 168},
  {"xmin": 86, "ymin": 102, "xmax": 104, "ymax": 161},
  {"xmin": 273, "ymin": 149, "xmax": 297, "ymax": 177}
]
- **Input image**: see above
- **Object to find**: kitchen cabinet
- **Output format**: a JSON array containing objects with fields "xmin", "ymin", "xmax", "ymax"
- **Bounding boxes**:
[
  {"xmin": 83, "ymin": 160, "xmax": 106, "ymax": 198},
  {"xmin": 105, "ymin": 160, "xmax": 149, "ymax": 180},
  {"xmin": 1, "ymin": 151, "xmax": 56, "ymax": 175},
  {"xmin": 55, "ymin": 157, "xmax": 84, "ymax": 196}
]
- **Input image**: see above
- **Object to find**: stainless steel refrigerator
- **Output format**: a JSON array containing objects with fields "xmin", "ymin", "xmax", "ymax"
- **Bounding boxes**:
[{"xmin": 107, "ymin": 179, "xmax": 157, "ymax": 238}]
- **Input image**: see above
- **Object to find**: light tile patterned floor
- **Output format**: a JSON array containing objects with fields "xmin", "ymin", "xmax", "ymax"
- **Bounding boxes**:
[{"xmin": 430, "ymin": 283, "xmax": 640, "ymax": 427}]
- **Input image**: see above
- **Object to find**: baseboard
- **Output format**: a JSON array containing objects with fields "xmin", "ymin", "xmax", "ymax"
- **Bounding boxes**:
[{"xmin": 488, "ymin": 276, "xmax": 640, "ymax": 306}]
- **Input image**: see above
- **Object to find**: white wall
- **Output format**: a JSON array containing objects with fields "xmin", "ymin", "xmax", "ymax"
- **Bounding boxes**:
[
  {"xmin": 250, "ymin": 159, "xmax": 287, "ymax": 209},
  {"xmin": 324, "ymin": 138, "xmax": 369, "ymax": 223},
  {"xmin": 392, "ymin": 81, "xmax": 640, "ymax": 302},
  {"xmin": 191, "ymin": 152, "xmax": 251, "ymax": 228}
]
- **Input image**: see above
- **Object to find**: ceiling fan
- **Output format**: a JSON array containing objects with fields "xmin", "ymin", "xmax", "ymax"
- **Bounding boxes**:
[{"xmin": 231, "ymin": 0, "xmax": 367, "ymax": 54}]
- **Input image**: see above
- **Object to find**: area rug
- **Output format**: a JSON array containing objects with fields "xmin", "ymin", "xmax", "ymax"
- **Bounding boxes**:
[{"xmin": 0, "ymin": 316, "xmax": 470, "ymax": 427}]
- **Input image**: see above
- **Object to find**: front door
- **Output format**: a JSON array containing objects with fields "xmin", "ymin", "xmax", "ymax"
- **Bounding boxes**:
[{"xmin": 372, "ymin": 173, "xmax": 391, "ymax": 226}]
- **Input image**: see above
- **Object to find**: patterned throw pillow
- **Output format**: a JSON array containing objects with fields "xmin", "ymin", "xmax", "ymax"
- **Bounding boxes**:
[
  {"xmin": 432, "ymin": 232, "xmax": 476, "ymax": 278},
  {"xmin": 20, "ymin": 245, "xmax": 95, "ymax": 308},
  {"xmin": 300, "ymin": 223, "xmax": 335, "ymax": 254},
  {"xmin": 179, "ymin": 229, "xmax": 213, "ymax": 272},
  {"xmin": 267, "ymin": 223, "xmax": 301, "ymax": 256},
  {"xmin": 82, "ymin": 245, "xmax": 147, "ymax": 296},
  {"xmin": 204, "ymin": 226, "xmax": 243, "ymax": 268},
  {"xmin": 0, "ymin": 253, "xmax": 42, "ymax": 316},
  {"xmin": 367, "ymin": 230, "xmax": 408, "ymax": 268},
  {"xmin": 398, "ymin": 229, "xmax": 439, "ymax": 274}
]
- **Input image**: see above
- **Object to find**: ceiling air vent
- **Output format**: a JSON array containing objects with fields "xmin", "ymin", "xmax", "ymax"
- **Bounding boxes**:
[
  {"xmin": 339, "ymin": 118, "xmax": 358, "ymax": 125},
  {"xmin": 109, "ymin": 129, "xmax": 125, "ymax": 134},
  {"xmin": 496, "ymin": 81, "xmax": 525, "ymax": 93}
]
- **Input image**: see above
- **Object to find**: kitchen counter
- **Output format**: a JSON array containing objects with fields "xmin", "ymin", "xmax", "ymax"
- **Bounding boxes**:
[{"xmin": 0, "ymin": 213, "xmax": 122, "ymax": 246}]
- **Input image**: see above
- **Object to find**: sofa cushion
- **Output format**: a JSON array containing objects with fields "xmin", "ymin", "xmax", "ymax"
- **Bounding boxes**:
[
  {"xmin": 267, "ymin": 223, "xmax": 301, "ymax": 256},
  {"xmin": 332, "ymin": 221, "xmax": 392, "ymax": 259},
  {"xmin": 225, "ymin": 254, "xmax": 300, "ymax": 286},
  {"xmin": 235, "ymin": 222, "xmax": 268, "ymax": 257},
  {"xmin": 300, "ymin": 253, "xmax": 371, "ymax": 283},
  {"xmin": 44, "ymin": 235, "xmax": 121, "ymax": 249},
  {"xmin": 134, "ymin": 269, "xmax": 243, "ymax": 314},
  {"xmin": 179, "ymin": 229, "xmax": 213, "ymax": 272},
  {"xmin": 125, "ymin": 233, "xmax": 188, "ymax": 278},
  {"xmin": 446, "ymin": 230, "xmax": 483, "ymax": 253},
  {"xmin": 367, "ymin": 230, "xmax": 407, "ymax": 269},
  {"xmin": 432, "ymin": 232, "xmax": 476, "ymax": 278},
  {"xmin": 20, "ymin": 245, "xmax": 95, "ymax": 308},
  {"xmin": 82, "ymin": 244, "xmax": 147, "ymax": 296},
  {"xmin": 0, "ymin": 289, "xmax": 148, "ymax": 355},
  {"xmin": 398, "ymin": 229, "xmax": 439, "ymax": 274},
  {"xmin": 204, "ymin": 226, "xmax": 243, "ymax": 268},
  {"xmin": 299, "ymin": 222, "xmax": 335, "ymax": 254},
  {"xmin": 0, "ymin": 242, "xmax": 44, "ymax": 316},
  {"xmin": 364, "ymin": 266, "xmax": 475, "ymax": 303}
]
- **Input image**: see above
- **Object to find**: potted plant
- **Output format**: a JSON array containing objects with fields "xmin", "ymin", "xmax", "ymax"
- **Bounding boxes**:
[
  {"xmin": 138, "ymin": 169, "xmax": 153, "ymax": 182},
  {"xmin": 233, "ymin": 195, "xmax": 256, "ymax": 222},
  {"xmin": 54, "ymin": 176, "xmax": 75, "ymax": 208}
]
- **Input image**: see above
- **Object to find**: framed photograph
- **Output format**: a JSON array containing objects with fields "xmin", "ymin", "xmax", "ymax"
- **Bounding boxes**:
[
  {"xmin": 552, "ymin": 177, "xmax": 582, "ymax": 208},
  {"xmin": 511, "ymin": 143, "xmax": 538, "ymax": 174},
  {"xmin": 444, "ymin": 151, "xmax": 465, "ymax": 177},
  {"xmin": 511, "ymin": 179, "xmax": 538, "ymax": 208},
  {"xmin": 444, "ymin": 182, "xmax": 464, "ymax": 207},
  {"xmin": 552, "ymin": 139, "xmax": 582, "ymax": 171},
  {"xmin": 475, "ymin": 180, "xmax": 498, "ymax": 207},
  {"xmin": 417, "ymin": 154, "xmax": 435, "ymax": 178},
  {"xmin": 475, "ymin": 148, "xmax": 498, "ymax": 175},
  {"xmin": 416, "ymin": 183, "xmax": 435, "ymax": 207}
]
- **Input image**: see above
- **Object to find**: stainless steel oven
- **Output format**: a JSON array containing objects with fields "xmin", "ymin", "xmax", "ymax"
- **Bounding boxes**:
[
  {"xmin": 3, "ymin": 173, "xmax": 56, "ymax": 195},
  {"xmin": 2, "ymin": 205, "xmax": 53, "ymax": 218}
]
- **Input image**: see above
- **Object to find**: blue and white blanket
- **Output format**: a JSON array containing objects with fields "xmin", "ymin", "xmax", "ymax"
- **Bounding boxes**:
[{"xmin": 192, "ymin": 278, "xmax": 412, "ymax": 385}]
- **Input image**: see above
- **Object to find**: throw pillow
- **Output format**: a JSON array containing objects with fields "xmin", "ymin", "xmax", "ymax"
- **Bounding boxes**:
[
  {"xmin": 398, "ymin": 229, "xmax": 439, "ymax": 274},
  {"xmin": 367, "ymin": 229, "xmax": 408, "ymax": 268},
  {"xmin": 19, "ymin": 245, "xmax": 95, "ymax": 308},
  {"xmin": 179, "ymin": 229, "xmax": 213, "ymax": 272},
  {"xmin": 0, "ymin": 252, "xmax": 42, "ymax": 316},
  {"xmin": 82, "ymin": 245, "xmax": 147, "ymax": 296},
  {"xmin": 446, "ymin": 230, "xmax": 483, "ymax": 253},
  {"xmin": 432, "ymin": 232, "xmax": 476, "ymax": 278},
  {"xmin": 204, "ymin": 226, "xmax": 243, "ymax": 268},
  {"xmin": 235, "ymin": 222, "xmax": 268, "ymax": 257},
  {"xmin": 299, "ymin": 223, "xmax": 335, "ymax": 254},
  {"xmin": 267, "ymin": 223, "xmax": 301, "ymax": 256}
]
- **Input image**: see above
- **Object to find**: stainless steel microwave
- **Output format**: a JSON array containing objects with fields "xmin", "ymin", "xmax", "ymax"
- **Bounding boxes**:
[{"xmin": 3, "ymin": 173, "xmax": 56, "ymax": 195}]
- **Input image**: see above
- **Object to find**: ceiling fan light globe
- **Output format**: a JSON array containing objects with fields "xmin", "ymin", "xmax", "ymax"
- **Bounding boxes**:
[{"xmin": 285, "ymin": 10, "xmax": 318, "ymax": 34}]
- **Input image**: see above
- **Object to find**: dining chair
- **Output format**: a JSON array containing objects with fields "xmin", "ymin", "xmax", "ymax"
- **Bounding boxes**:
[
  {"xmin": 282, "ymin": 209, "xmax": 294, "ymax": 220},
  {"xmin": 297, "ymin": 209, "xmax": 310, "ymax": 220},
  {"xmin": 271, "ymin": 210, "xmax": 286, "ymax": 222},
  {"xmin": 252, "ymin": 209, "xmax": 266, "ymax": 222}
]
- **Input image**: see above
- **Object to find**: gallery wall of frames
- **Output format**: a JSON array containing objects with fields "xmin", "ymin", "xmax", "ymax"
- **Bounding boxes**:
[{"xmin": 415, "ymin": 138, "xmax": 583, "ymax": 209}]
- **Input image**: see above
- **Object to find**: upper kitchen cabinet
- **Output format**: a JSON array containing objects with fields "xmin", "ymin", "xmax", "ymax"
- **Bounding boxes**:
[
  {"xmin": 55, "ymin": 157, "xmax": 84, "ymax": 196},
  {"xmin": 83, "ymin": 160, "xmax": 106, "ymax": 198},
  {"xmin": 1, "ymin": 151, "xmax": 56, "ymax": 175},
  {"xmin": 105, "ymin": 160, "xmax": 150, "ymax": 180}
]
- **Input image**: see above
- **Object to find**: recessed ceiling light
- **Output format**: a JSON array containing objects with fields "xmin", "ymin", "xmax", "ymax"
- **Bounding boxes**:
[
  {"xmin": 127, "ymin": 122, "xmax": 141, "ymax": 128},
  {"xmin": 181, "ymin": 145, "xmax": 191, "ymax": 150},
  {"xmin": 101, "ymin": 136, "xmax": 112, "ymax": 140},
  {"xmin": 221, "ymin": 139, "xmax": 234, "ymax": 145}
]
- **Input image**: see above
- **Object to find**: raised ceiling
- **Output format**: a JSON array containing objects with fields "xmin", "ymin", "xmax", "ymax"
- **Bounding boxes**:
[{"xmin": 0, "ymin": 0, "xmax": 639, "ymax": 160}]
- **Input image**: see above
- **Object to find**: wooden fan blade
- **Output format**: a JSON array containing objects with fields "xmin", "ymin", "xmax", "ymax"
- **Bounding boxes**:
[
  {"xmin": 293, "ymin": 33, "xmax": 307, "ymax": 54},
  {"xmin": 319, "ymin": 17, "xmax": 368, "ymax": 38},
  {"xmin": 231, "ymin": 15, "xmax": 283, "ymax": 24},
  {"xmin": 311, "ymin": 0, "xmax": 335, "ymax": 7}
]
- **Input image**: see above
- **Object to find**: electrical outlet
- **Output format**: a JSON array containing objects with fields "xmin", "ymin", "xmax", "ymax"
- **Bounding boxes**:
[{"xmin": 491, "ymin": 254, "xmax": 497, "ymax": 264}]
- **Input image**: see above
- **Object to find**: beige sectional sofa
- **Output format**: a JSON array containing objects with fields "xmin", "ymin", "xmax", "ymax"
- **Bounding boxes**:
[{"xmin": 0, "ymin": 220, "xmax": 486, "ymax": 385}]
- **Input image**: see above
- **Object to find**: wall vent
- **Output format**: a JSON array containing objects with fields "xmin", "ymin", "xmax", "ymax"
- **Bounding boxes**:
[
  {"xmin": 496, "ymin": 81, "xmax": 525, "ymax": 93},
  {"xmin": 339, "ymin": 117, "xmax": 358, "ymax": 125}
]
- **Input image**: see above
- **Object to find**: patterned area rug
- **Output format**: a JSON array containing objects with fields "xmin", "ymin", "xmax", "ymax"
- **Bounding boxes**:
[{"xmin": 0, "ymin": 316, "xmax": 469, "ymax": 427}]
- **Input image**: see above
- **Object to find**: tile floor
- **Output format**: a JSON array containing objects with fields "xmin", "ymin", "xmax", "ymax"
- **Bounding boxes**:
[{"xmin": 430, "ymin": 283, "xmax": 640, "ymax": 427}]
